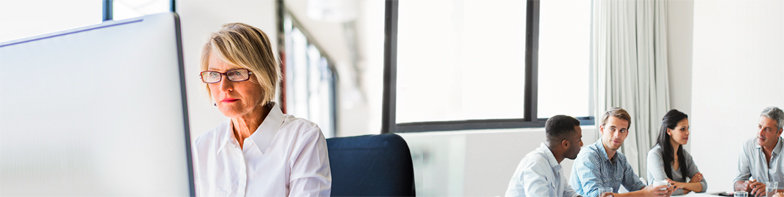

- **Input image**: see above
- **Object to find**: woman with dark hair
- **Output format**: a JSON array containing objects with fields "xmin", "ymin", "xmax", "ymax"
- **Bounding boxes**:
[{"xmin": 647, "ymin": 109, "xmax": 707, "ymax": 195}]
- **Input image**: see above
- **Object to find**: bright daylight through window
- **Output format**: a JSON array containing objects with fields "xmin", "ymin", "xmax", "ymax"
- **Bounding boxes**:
[
  {"xmin": 537, "ymin": 0, "xmax": 591, "ymax": 118},
  {"xmin": 112, "ymin": 0, "xmax": 171, "ymax": 21},
  {"xmin": 396, "ymin": 0, "xmax": 527, "ymax": 123},
  {"xmin": 0, "ymin": 1, "xmax": 102, "ymax": 43},
  {"xmin": 395, "ymin": 0, "xmax": 591, "ymax": 125}
]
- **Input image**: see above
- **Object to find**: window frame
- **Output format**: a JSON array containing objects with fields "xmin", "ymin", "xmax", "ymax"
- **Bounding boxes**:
[
  {"xmin": 276, "ymin": 4, "xmax": 340, "ymax": 137},
  {"xmin": 103, "ymin": 0, "xmax": 177, "ymax": 21},
  {"xmin": 381, "ymin": 0, "xmax": 594, "ymax": 133}
]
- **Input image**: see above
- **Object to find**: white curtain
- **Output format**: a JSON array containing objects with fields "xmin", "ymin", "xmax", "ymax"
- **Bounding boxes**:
[{"xmin": 592, "ymin": 0, "xmax": 671, "ymax": 181}]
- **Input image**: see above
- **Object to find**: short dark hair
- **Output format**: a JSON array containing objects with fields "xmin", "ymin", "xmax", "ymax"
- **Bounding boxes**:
[{"xmin": 546, "ymin": 115, "xmax": 581, "ymax": 141}]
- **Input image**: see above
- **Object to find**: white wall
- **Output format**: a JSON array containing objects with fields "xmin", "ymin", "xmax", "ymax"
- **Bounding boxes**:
[
  {"xmin": 691, "ymin": 0, "xmax": 784, "ymax": 192},
  {"xmin": 177, "ymin": 0, "xmax": 278, "ymax": 139}
]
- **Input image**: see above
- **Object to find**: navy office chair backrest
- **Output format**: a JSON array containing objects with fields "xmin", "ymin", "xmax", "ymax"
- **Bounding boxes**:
[{"xmin": 326, "ymin": 133, "xmax": 416, "ymax": 197}]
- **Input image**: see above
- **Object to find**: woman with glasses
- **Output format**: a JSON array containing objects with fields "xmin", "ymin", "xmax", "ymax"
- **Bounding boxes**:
[
  {"xmin": 191, "ymin": 23, "xmax": 331, "ymax": 196},
  {"xmin": 646, "ymin": 109, "xmax": 707, "ymax": 195}
]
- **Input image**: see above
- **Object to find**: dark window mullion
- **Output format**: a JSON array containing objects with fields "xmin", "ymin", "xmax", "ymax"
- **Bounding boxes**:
[
  {"xmin": 381, "ymin": 0, "xmax": 398, "ymax": 134},
  {"xmin": 524, "ymin": 0, "xmax": 540, "ymax": 122}
]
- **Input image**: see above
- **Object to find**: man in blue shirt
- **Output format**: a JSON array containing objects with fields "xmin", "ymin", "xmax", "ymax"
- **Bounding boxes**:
[
  {"xmin": 505, "ymin": 115, "xmax": 584, "ymax": 197},
  {"xmin": 734, "ymin": 107, "xmax": 784, "ymax": 197},
  {"xmin": 569, "ymin": 107, "xmax": 672, "ymax": 197}
]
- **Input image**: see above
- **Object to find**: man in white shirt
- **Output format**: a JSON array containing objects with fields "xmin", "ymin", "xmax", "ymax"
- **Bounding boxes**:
[{"xmin": 505, "ymin": 115, "xmax": 584, "ymax": 197}]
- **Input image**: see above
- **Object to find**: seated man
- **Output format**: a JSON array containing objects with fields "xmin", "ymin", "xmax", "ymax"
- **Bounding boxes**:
[
  {"xmin": 569, "ymin": 107, "xmax": 671, "ymax": 197},
  {"xmin": 734, "ymin": 107, "xmax": 784, "ymax": 196},
  {"xmin": 505, "ymin": 115, "xmax": 584, "ymax": 197}
]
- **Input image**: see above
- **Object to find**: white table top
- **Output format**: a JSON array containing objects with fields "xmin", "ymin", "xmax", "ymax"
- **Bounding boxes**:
[{"xmin": 683, "ymin": 191, "xmax": 727, "ymax": 196}]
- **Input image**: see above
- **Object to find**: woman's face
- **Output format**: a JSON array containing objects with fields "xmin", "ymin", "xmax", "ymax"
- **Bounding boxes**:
[
  {"xmin": 207, "ymin": 52, "xmax": 265, "ymax": 119},
  {"xmin": 667, "ymin": 118, "xmax": 690, "ymax": 146}
]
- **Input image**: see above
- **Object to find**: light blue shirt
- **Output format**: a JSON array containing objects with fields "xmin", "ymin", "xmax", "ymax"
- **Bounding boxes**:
[
  {"xmin": 735, "ymin": 136, "xmax": 784, "ymax": 189},
  {"xmin": 505, "ymin": 143, "xmax": 580, "ymax": 197},
  {"xmin": 570, "ymin": 140, "xmax": 646, "ymax": 197}
]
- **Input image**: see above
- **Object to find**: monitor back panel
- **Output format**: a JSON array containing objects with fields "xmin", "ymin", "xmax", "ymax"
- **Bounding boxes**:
[{"xmin": 0, "ymin": 13, "xmax": 192, "ymax": 196}]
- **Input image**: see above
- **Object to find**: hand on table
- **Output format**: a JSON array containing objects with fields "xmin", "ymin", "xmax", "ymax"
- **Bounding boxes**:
[
  {"xmin": 747, "ymin": 180, "xmax": 766, "ymax": 197},
  {"xmin": 641, "ymin": 184, "xmax": 671, "ymax": 197}
]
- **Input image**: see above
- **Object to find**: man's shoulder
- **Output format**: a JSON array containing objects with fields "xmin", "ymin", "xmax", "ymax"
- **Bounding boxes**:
[
  {"xmin": 741, "ymin": 137, "xmax": 758, "ymax": 152},
  {"xmin": 575, "ymin": 144, "xmax": 603, "ymax": 162},
  {"xmin": 521, "ymin": 148, "xmax": 550, "ymax": 167}
]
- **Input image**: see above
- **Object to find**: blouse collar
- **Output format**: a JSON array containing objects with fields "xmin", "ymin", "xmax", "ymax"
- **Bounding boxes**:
[{"xmin": 217, "ymin": 103, "xmax": 285, "ymax": 154}]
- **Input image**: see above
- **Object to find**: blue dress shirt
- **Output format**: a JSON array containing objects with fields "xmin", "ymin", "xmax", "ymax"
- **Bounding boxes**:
[{"xmin": 570, "ymin": 140, "xmax": 646, "ymax": 197}]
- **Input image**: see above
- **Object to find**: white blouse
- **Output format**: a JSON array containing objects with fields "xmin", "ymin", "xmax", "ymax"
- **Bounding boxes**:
[{"xmin": 192, "ymin": 103, "xmax": 331, "ymax": 197}]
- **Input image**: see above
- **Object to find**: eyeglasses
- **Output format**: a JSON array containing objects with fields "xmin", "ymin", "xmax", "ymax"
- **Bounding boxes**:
[{"xmin": 199, "ymin": 69, "xmax": 252, "ymax": 84}]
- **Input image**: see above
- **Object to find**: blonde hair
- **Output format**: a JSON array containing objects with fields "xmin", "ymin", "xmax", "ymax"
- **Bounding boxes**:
[{"xmin": 200, "ymin": 23, "xmax": 279, "ymax": 106}]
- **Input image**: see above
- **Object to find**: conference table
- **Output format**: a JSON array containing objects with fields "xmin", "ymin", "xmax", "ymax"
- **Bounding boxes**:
[
  {"xmin": 684, "ymin": 192, "xmax": 725, "ymax": 196},
  {"xmin": 683, "ymin": 191, "xmax": 764, "ymax": 196}
]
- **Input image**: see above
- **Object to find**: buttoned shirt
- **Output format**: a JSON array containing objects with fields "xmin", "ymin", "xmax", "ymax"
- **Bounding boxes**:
[
  {"xmin": 192, "ymin": 103, "xmax": 331, "ymax": 197},
  {"xmin": 505, "ymin": 143, "xmax": 580, "ymax": 197},
  {"xmin": 735, "ymin": 136, "xmax": 784, "ymax": 189},
  {"xmin": 570, "ymin": 140, "xmax": 646, "ymax": 197}
]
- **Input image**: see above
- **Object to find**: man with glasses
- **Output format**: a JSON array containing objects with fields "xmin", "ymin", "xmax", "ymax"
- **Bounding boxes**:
[{"xmin": 734, "ymin": 107, "xmax": 784, "ymax": 196}]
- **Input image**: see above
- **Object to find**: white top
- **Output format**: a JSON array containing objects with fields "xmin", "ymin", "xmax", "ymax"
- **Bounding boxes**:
[
  {"xmin": 192, "ymin": 103, "xmax": 332, "ymax": 197},
  {"xmin": 505, "ymin": 143, "xmax": 580, "ymax": 197}
]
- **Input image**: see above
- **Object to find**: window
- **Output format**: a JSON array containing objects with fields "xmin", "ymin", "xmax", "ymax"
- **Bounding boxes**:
[
  {"xmin": 0, "ymin": 1, "xmax": 175, "ymax": 43},
  {"xmin": 282, "ymin": 13, "xmax": 339, "ymax": 138},
  {"xmin": 110, "ymin": 0, "xmax": 173, "ymax": 21},
  {"xmin": 396, "ymin": 0, "xmax": 527, "ymax": 123},
  {"xmin": 0, "ymin": 1, "xmax": 103, "ymax": 43},
  {"xmin": 537, "ymin": 0, "xmax": 591, "ymax": 118},
  {"xmin": 383, "ymin": 0, "xmax": 593, "ymax": 133}
]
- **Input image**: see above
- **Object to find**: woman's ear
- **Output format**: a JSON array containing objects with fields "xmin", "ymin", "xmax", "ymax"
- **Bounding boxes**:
[{"xmin": 666, "ymin": 128, "xmax": 672, "ymax": 136}]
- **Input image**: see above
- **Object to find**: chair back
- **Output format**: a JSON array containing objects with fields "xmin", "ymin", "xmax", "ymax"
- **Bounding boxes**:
[{"xmin": 326, "ymin": 134, "xmax": 416, "ymax": 196}]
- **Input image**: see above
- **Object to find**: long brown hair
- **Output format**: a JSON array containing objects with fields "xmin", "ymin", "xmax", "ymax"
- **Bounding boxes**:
[{"xmin": 655, "ymin": 109, "xmax": 689, "ymax": 180}]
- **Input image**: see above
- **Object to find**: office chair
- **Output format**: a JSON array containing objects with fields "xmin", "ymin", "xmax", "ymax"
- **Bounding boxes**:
[{"xmin": 326, "ymin": 133, "xmax": 416, "ymax": 196}]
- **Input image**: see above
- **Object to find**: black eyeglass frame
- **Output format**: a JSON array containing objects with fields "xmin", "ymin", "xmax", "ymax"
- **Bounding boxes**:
[{"xmin": 199, "ymin": 68, "xmax": 253, "ymax": 84}]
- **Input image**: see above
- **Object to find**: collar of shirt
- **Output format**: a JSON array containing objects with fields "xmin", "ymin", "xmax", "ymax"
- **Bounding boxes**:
[
  {"xmin": 754, "ymin": 136, "xmax": 784, "ymax": 157},
  {"xmin": 537, "ymin": 142, "xmax": 561, "ymax": 170},
  {"xmin": 216, "ymin": 103, "xmax": 286, "ymax": 154},
  {"xmin": 593, "ymin": 140, "xmax": 615, "ymax": 163}
]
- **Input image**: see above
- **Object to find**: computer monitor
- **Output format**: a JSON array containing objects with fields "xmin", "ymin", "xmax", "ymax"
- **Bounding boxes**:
[{"xmin": 0, "ymin": 13, "xmax": 193, "ymax": 195}]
